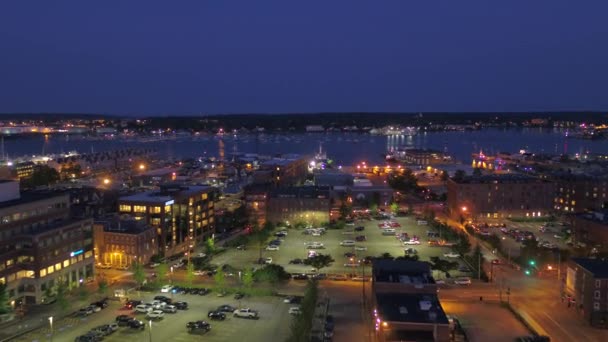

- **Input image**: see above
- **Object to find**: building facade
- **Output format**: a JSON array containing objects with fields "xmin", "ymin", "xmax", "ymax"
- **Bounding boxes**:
[
  {"xmin": 572, "ymin": 211, "xmax": 608, "ymax": 252},
  {"xmin": 93, "ymin": 218, "xmax": 157, "ymax": 268},
  {"xmin": 266, "ymin": 186, "xmax": 331, "ymax": 225},
  {"xmin": 0, "ymin": 181, "xmax": 94, "ymax": 305},
  {"xmin": 566, "ymin": 258, "xmax": 608, "ymax": 328},
  {"xmin": 553, "ymin": 173, "xmax": 608, "ymax": 213},
  {"xmin": 447, "ymin": 174, "xmax": 555, "ymax": 221},
  {"xmin": 118, "ymin": 183, "xmax": 215, "ymax": 257}
]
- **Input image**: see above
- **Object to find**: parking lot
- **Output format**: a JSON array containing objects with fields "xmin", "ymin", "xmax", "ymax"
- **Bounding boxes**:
[
  {"xmin": 15, "ymin": 291, "xmax": 292, "ymax": 342},
  {"xmin": 213, "ymin": 215, "xmax": 474, "ymax": 280}
]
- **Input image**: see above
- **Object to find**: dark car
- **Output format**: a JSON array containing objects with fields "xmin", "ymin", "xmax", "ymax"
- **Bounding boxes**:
[
  {"xmin": 116, "ymin": 314, "xmax": 133, "ymax": 326},
  {"xmin": 234, "ymin": 292, "xmax": 245, "ymax": 300},
  {"xmin": 197, "ymin": 288, "xmax": 210, "ymax": 296},
  {"xmin": 344, "ymin": 252, "xmax": 355, "ymax": 258},
  {"xmin": 74, "ymin": 333, "xmax": 101, "ymax": 342},
  {"xmin": 127, "ymin": 319, "xmax": 145, "ymax": 330},
  {"xmin": 292, "ymin": 273, "xmax": 308, "ymax": 280},
  {"xmin": 325, "ymin": 315, "xmax": 335, "ymax": 331},
  {"xmin": 270, "ymin": 239, "xmax": 281, "ymax": 245},
  {"xmin": 174, "ymin": 301, "xmax": 188, "ymax": 310},
  {"xmin": 284, "ymin": 296, "xmax": 302, "ymax": 304},
  {"xmin": 124, "ymin": 300, "xmax": 142, "ymax": 310},
  {"xmin": 154, "ymin": 295, "xmax": 172, "ymax": 304},
  {"xmin": 236, "ymin": 245, "xmax": 246, "ymax": 250},
  {"xmin": 289, "ymin": 258, "xmax": 303, "ymax": 264},
  {"xmin": 310, "ymin": 273, "xmax": 327, "ymax": 280},
  {"xmin": 207, "ymin": 310, "xmax": 226, "ymax": 320},
  {"xmin": 91, "ymin": 298, "xmax": 109, "ymax": 309},
  {"xmin": 217, "ymin": 305, "xmax": 236, "ymax": 313},
  {"xmin": 275, "ymin": 233, "xmax": 287, "ymax": 238},
  {"xmin": 187, "ymin": 321, "xmax": 211, "ymax": 333},
  {"xmin": 355, "ymin": 226, "xmax": 365, "ymax": 231},
  {"xmin": 355, "ymin": 235, "xmax": 367, "ymax": 242}
]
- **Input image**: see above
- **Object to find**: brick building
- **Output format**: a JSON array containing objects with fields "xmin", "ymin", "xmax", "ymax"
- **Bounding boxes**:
[
  {"xmin": 118, "ymin": 183, "xmax": 215, "ymax": 257},
  {"xmin": 266, "ymin": 186, "xmax": 331, "ymax": 225},
  {"xmin": 553, "ymin": 173, "xmax": 608, "ymax": 213},
  {"xmin": 447, "ymin": 174, "xmax": 555, "ymax": 221},
  {"xmin": 566, "ymin": 258, "xmax": 608, "ymax": 328},
  {"xmin": 572, "ymin": 211, "xmax": 608, "ymax": 252},
  {"xmin": 93, "ymin": 218, "xmax": 157, "ymax": 268},
  {"xmin": 0, "ymin": 180, "xmax": 94, "ymax": 305}
]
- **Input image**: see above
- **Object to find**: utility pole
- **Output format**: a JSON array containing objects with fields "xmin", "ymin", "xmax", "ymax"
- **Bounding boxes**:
[
  {"xmin": 557, "ymin": 250, "xmax": 561, "ymax": 281},
  {"xmin": 478, "ymin": 251, "xmax": 481, "ymax": 280}
]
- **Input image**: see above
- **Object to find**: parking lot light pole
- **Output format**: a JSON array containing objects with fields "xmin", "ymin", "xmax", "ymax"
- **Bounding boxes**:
[
  {"xmin": 149, "ymin": 319, "xmax": 153, "ymax": 342},
  {"xmin": 48, "ymin": 316, "xmax": 53, "ymax": 342}
]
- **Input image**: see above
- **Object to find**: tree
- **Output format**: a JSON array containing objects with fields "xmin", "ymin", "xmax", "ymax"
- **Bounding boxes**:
[
  {"xmin": 97, "ymin": 277, "xmax": 109, "ymax": 296},
  {"xmin": 214, "ymin": 269, "xmax": 226, "ymax": 291},
  {"xmin": 454, "ymin": 235, "xmax": 472, "ymax": 255},
  {"xmin": 21, "ymin": 165, "xmax": 60, "ymax": 189},
  {"xmin": 369, "ymin": 203, "xmax": 379, "ymax": 216},
  {"xmin": 55, "ymin": 281, "xmax": 69, "ymax": 312},
  {"xmin": 185, "ymin": 262, "xmax": 195, "ymax": 287},
  {"xmin": 253, "ymin": 227, "xmax": 272, "ymax": 261},
  {"xmin": 253, "ymin": 264, "xmax": 291, "ymax": 285},
  {"xmin": 429, "ymin": 257, "xmax": 459, "ymax": 278},
  {"xmin": 304, "ymin": 254, "xmax": 335, "ymax": 272},
  {"xmin": 440, "ymin": 171, "xmax": 449, "ymax": 182},
  {"xmin": 395, "ymin": 255, "xmax": 420, "ymax": 261},
  {"xmin": 242, "ymin": 268, "xmax": 254, "ymax": 289},
  {"xmin": 0, "ymin": 284, "xmax": 10, "ymax": 314},
  {"xmin": 131, "ymin": 262, "xmax": 146, "ymax": 289},
  {"xmin": 204, "ymin": 238, "xmax": 215, "ymax": 255},
  {"xmin": 156, "ymin": 263, "xmax": 169, "ymax": 285},
  {"xmin": 388, "ymin": 168, "xmax": 419, "ymax": 193},
  {"xmin": 390, "ymin": 202, "xmax": 399, "ymax": 216},
  {"xmin": 339, "ymin": 202, "xmax": 352, "ymax": 220},
  {"xmin": 470, "ymin": 244, "xmax": 486, "ymax": 279},
  {"xmin": 472, "ymin": 168, "xmax": 483, "ymax": 177},
  {"xmin": 377, "ymin": 252, "xmax": 394, "ymax": 260},
  {"xmin": 453, "ymin": 169, "xmax": 466, "ymax": 182},
  {"xmin": 78, "ymin": 286, "xmax": 89, "ymax": 301}
]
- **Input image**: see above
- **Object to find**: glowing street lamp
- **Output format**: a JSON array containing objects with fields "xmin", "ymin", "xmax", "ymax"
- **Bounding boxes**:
[
  {"xmin": 139, "ymin": 163, "xmax": 146, "ymax": 171},
  {"xmin": 103, "ymin": 178, "xmax": 110, "ymax": 185},
  {"xmin": 49, "ymin": 316, "xmax": 54, "ymax": 342},
  {"xmin": 461, "ymin": 206, "xmax": 467, "ymax": 212}
]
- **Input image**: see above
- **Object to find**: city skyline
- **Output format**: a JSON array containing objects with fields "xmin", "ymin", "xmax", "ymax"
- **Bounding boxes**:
[{"xmin": 1, "ymin": 1, "xmax": 608, "ymax": 115}]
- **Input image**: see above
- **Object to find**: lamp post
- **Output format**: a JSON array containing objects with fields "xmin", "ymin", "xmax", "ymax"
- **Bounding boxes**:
[
  {"xmin": 48, "ymin": 316, "xmax": 53, "ymax": 342},
  {"xmin": 148, "ymin": 319, "xmax": 153, "ymax": 342}
]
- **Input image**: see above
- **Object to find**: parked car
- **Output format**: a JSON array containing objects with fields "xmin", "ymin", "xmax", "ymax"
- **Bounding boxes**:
[
  {"xmin": 289, "ymin": 307, "xmax": 302, "ymax": 315},
  {"xmin": 88, "ymin": 305, "xmax": 102, "ymax": 313},
  {"xmin": 217, "ymin": 304, "xmax": 237, "ymax": 312},
  {"xmin": 194, "ymin": 270, "xmax": 206, "ymax": 276},
  {"xmin": 78, "ymin": 307, "xmax": 94, "ymax": 316},
  {"xmin": 340, "ymin": 240, "xmax": 355, "ymax": 247},
  {"xmin": 127, "ymin": 319, "xmax": 145, "ymax": 330},
  {"xmin": 292, "ymin": 273, "xmax": 308, "ymax": 280},
  {"xmin": 207, "ymin": 310, "xmax": 226, "ymax": 320},
  {"xmin": 116, "ymin": 315, "xmax": 133, "ymax": 326},
  {"xmin": 187, "ymin": 321, "xmax": 211, "ymax": 333},
  {"xmin": 265, "ymin": 245, "xmax": 280, "ymax": 251},
  {"xmin": 289, "ymin": 258, "xmax": 303, "ymax": 264},
  {"xmin": 146, "ymin": 310, "xmax": 165, "ymax": 320},
  {"xmin": 174, "ymin": 301, "xmax": 189, "ymax": 310},
  {"xmin": 344, "ymin": 252, "xmax": 356, "ymax": 258},
  {"xmin": 283, "ymin": 296, "xmax": 303, "ymax": 304},
  {"xmin": 403, "ymin": 239, "xmax": 421, "ymax": 245},
  {"xmin": 236, "ymin": 245, "xmax": 246, "ymax": 250},
  {"xmin": 163, "ymin": 305, "xmax": 177, "ymax": 313},
  {"xmin": 355, "ymin": 226, "xmax": 365, "ymax": 231},
  {"xmin": 160, "ymin": 285, "xmax": 174, "ymax": 293},
  {"xmin": 74, "ymin": 333, "xmax": 101, "ymax": 342},
  {"xmin": 404, "ymin": 248, "xmax": 418, "ymax": 255},
  {"xmin": 233, "ymin": 308, "xmax": 259, "ymax": 319},
  {"xmin": 454, "ymin": 277, "xmax": 472, "ymax": 285},
  {"xmin": 443, "ymin": 252, "xmax": 460, "ymax": 258},
  {"xmin": 154, "ymin": 295, "xmax": 172, "ymax": 303},
  {"xmin": 355, "ymin": 235, "xmax": 367, "ymax": 241},
  {"xmin": 264, "ymin": 257, "xmax": 273, "ymax": 264},
  {"xmin": 328, "ymin": 274, "xmax": 348, "ymax": 281},
  {"xmin": 354, "ymin": 245, "xmax": 367, "ymax": 251}
]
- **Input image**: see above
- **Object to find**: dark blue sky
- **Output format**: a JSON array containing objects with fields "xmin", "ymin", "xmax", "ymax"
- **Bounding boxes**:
[{"xmin": 1, "ymin": 1, "xmax": 607, "ymax": 115}]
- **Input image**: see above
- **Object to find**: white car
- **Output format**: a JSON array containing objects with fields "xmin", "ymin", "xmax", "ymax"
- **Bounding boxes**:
[
  {"xmin": 233, "ymin": 308, "xmax": 259, "ymax": 319},
  {"xmin": 403, "ymin": 240, "xmax": 421, "ymax": 245},
  {"xmin": 443, "ymin": 252, "xmax": 460, "ymax": 258},
  {"xmin": 354, "ymin": 246, "xmax": 367, "ymax": 251},
  {"xmin": 163, "ymin": 305, "xmax": 177, "ymax": 313},
  {"xmin": 151, "ymin": 300, "xmax": 166, "ymax": 310},
  {"xmin": 340, "ymin": 240, "xmax": 355, "ymax": 247},
  {"xmin": 135, "ymin": 304, "xmax": 153, "ymax": 313},
  {"xmin": 160, "ymin": 285, "xmax": 174, "ymax": 293},
  {"xmin": 146, "ymin": 310, "xmax": 165, "ymax": 320},
  {"xmin": 265, "ymin": 257, "xmax": 273, "ymax": 264},
  {"xmin": 454, "ymin": 277, "xmax": 472, "ymax": 285},
  {"xmin": 306, "ymin": 242, "xmax": 325, "ymax": 249},
  {"xmin": 288, "ymin": 307, "xmax": 301, "ymax": 315},
  {"xmin": 265, "ymin": 245, "xmax": 280, "ymax": 251},
  {"xmin": 278, "ymin": 230, "xmax": 288, "ymax": 235},
  {"xmin": 194, "ymin": 270, "xmax": 206, "ymax": 276}
]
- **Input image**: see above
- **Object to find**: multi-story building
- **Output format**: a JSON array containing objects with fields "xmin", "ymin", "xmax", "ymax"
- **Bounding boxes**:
[
  {"xmin": 553, "ymin": 173, "xmax": 608, "ymax": 213},
  {"xmin": 447, "ymin": 174, "xmax": 555, "ymax": 221},
  {"xmin": 118, "ymin": 183, "xmax": 215, "ymax": 257},
  {"xmin": 371, "ymin": 259, "xmax": 450, "ymax": 342},
  {"xmin": 244, "ymin": 185, "xmax": 268, "ymax": 226},
  {"xmin": 256, "ymin": 154, "xmax": 308, "ymax": 187},
  {"xmin": 93, "ymin": 217, "xmax": 156, "ymax": 267},
  {"xmin": 266, "ymin": 186, "xmax": 331, "ymax": 225},
  {"xmin": 572, "ymin": 211, "xmax": 608, "ymax": 252},
  {"xmin": 566, "ymin": 258, "xmax": 608, "ymax": 328},
  {"xmin": 0, "ymin": 180, "xmax": 94, "ymax": 305}
]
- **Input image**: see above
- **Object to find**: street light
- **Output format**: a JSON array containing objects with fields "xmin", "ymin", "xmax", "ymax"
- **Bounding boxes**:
[
  {"xmin": 139, "ymin": 163, "xmax": 146, "ymax": 171},
  {"xmin": 48, "ymin": 316, "xmax": 53, "ymax": 342},
  {"xmin": 148, "ymin": 319, "xmax": 153, "ymax": 342}
]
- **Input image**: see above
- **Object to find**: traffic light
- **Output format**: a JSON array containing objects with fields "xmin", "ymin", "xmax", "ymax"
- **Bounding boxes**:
[
  {"xmin": 529, "ymin": 260, "xmax": 536, "ymax": 267},
  {"xmin": 525, "ymin": 269, "xmax": 531, "ymax": 275}
]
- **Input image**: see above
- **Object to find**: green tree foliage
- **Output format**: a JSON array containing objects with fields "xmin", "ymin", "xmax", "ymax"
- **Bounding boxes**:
[
  {"xmin": 56, "ymin": 281, "xmax": 69, "ymax": 312},
  {"xmin": 253, "ymin": 264, "xmax": 291, "ymax": 285},
  {"xmin": 303, "ymin": 254, "xmax": 335, "ymax": 272},
  {"xmin": 253, "ymin": 224, "xmax": 272, "ymax": 260},
  {"xmin": 185, "ymin": 262, "xmax": 195, "ymax": 287},
  {"xmin": 377, "ymin": 252, "xmax": 394, "ymax": 260},
  {"xmin": 452, "ymin": 169, "xmax": 466, "ymax": 182},
  {"xmin": 390, "ymin": 202, "xmax": 399, "ymax": 216},
  {"xmin": 242, "ymin": 268, "xmax": 254, "ymax": 289},
  {"xmin": 78, "ymin": 286, "xmax": 89, "ymax": 301},
  {"xmin": 395, "ymin": 255, "xmax": 420, "ymax": 261},
  {"xmin": 454, "ymin": 235, "xmax": 472, "ymax": 255},
  {"xmin": 214, "ymin": 269, "xmax": 226, "ymax": 291},
  {"xmin": 205, "ymin": 238, "xmax": 215, "ymax": 255},
  {"xmin": 288, "ymin": 280, "xmax": 319, "ymax": 342},
  {"xmin": 369, "ymin": 203, "xmax": 379, "ymax": 216},
  {"xmin": 339, "ymin": 202, "xmax": 352, "ymax": 220},
  {"xmin": 97, "ymin": 277, "xmax": 109, "ymax": 296},
  {"xmin": 429, "ymin": 257, "xmax": 459, "ymax": 277},
  {"xmin": 0, "ymin": 284, "xmax": 10, "ymax": 314},
  {"xmin": 387, "ymin": 169, "xmax": 418, "ymax": 193},
  {"xmin": 21, "ymin": 165, "xmax": 60, "ymax": 189},
  {"xmin": 155, "ymin": 263, "xmax": 169, "ymax": 284},
  {"xmin": 472, "ymin": 168, "xmax": 483, "ymax": 177},
  {"xmin": 131, "ymin": 262, "xmax": 146, "ymax": 288}
]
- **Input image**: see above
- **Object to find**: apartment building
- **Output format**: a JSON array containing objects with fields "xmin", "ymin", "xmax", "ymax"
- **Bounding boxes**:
[
  {"xmin": 93, "ymin": 218, "xmax": 156, "ymax": 268},
  {"xmin": 118, "ymin": 183, "xmax": 214, "ymax": 257},
  {"xmin": 566, "ymin": 258, "xmax": 608, "ymax": 328},
  {"xmin": 0, "ymin": 180, "xmax": 94, "ymax": 305}
]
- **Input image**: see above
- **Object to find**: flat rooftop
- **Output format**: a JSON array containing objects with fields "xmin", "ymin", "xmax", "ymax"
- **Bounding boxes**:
[
  {"xmin": 0, "ymin": 191, "xmax": 67, "ymax": 209},
  {"xmin": 375, "ymin": 292, "xmax": 449, "ymax": 325},
  {"xmin": 120, "ymin": 184, "xmax": 212, "ymax": 203},
  {"xmin": 372, "ymin": 259, "xmax": 434, "ymax": 284},
  {"xmin": 571, "ymin": 258, "xmax": 608, "ymax": 278},
  {"xmin": 95, "ymin": 219, "xmax": 153, "ymax": 234},
  {"xmin": 454, "ymin": 173, "xmax": 549, "ymax": 184}
]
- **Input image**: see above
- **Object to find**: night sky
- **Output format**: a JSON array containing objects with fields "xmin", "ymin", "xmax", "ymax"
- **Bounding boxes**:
[{"xmin": 1, "ymin": 1, "xmax": 607, "ymax": 115}]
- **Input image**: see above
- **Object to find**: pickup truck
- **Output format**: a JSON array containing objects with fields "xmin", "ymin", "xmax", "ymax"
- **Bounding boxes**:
[{"xmin": 233, "ymin": 308, "xmax": 259, "ymax": 319}]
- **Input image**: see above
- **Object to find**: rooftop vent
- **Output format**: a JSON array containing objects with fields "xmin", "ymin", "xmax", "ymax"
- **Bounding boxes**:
[{"xmin": 398, "ymin": 306, "xmax": 408, "ymax": 315}]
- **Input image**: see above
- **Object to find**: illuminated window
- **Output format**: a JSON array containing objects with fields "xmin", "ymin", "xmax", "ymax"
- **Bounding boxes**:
[
  {"xmin": 119, "ymin": 205, "xmax": 132, "ymax": 212},
  {"xmin": 55, "ymin": 263, "xmax": 62, "ymax": 271},
  {"xmin": 63, "ymin": 259, "xmax": 69, "ymax": 268},
  {"xmin": 151, "ymin": 218, "xmax": 161, "ymax": 226},
  {"xmin": 47, "ymin": 265, "xmax": 54, "ymax": 274},
  {"xmin": 202, "ymin": 193, "xmax": 208, "ymax": 200},
  {"xmin": 165, "ymin": 205, "xmax": 171, "ymax": 212},
  {"xmin": 151, "ymin": 206, "xmax": 161, "ymax": 214},
  {"xmin": 133, "ymin": 205, "xmax": 147, "ymax": 213}
]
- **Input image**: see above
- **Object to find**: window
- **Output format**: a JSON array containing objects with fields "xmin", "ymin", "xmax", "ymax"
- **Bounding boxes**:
[
  {"xmin": 201, "ymin": 193, "xmax": 208, "ymax": 200},
  {"xmin": 595, "ymin": 291, "xmax": 601, "ymax": 300},
  {"xmin": 47, "ymin": 265, "xmax": 54, "ymax": 274},
  {"xmin": 119, "ymin": 204, "xmax": 132, "ymax": 212},
  {"xmin": 133, "ymin": 205, "xmax": 147, "ymax": 213},
  {"xmin": 55, "ymin": 262, "xmax": 62, "ymax": 271},
  {"xmin": 40, "ymin": 269, "xmax": 47, "ymax": 277},
  {"xmin": 596, "ymin": 280, "xmax": 601, "ymax": 288},
  {"xmin": 151, "ymin": 206, "xmax": 161, "ymax": 214},
  {"xmin": 63, "ymin": 259, "xmax": 69, "ymax": 268},
  {"xmin": 594, "ymin": 302, "xmax": 600, "ymax": 311}
]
